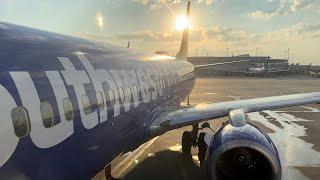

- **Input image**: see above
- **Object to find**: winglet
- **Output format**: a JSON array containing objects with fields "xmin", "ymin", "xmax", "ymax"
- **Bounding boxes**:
[{"xmin": 175, "ymin": 1, "xmax": 190, "ymax": 60}]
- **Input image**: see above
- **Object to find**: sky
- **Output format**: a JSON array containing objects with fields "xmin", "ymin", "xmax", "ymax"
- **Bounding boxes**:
[{"xmin": 0, "ymin": 0, "xmax": 319, "ymax": 64}]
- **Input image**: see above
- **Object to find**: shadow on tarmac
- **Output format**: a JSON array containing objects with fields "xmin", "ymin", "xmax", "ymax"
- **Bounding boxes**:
[{"xmin": 122, "ymin": 150, "xmax": 207, "ymax": 180}]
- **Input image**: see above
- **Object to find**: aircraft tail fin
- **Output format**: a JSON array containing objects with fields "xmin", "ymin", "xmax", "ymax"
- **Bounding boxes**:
[
  {"xmin": 265, "ymin": 56, "xmax": 270, "ymax": 70},
  {"xmin": 175, "ymin": 1, "xmax": 190, "ymax": 60}
]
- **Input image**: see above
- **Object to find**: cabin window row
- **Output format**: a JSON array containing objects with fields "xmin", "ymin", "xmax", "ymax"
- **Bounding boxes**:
[
  {"xmin": 10, "ymin": 88, "xmax": 126, "ymax": 138},
  {"xmin": 11, "ymin": 80, "xmax": 176, "ymax": 138},
  {"xmin": 10, "ymin": 79, "xmax": 175, "ymax": 139},
  {"xmin": 11, "ymin": 98, "xmax": 74, "ymax": 138}
]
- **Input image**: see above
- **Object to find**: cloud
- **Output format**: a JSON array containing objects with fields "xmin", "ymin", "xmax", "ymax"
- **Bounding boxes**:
[
  {"xmin": 196, "ymin": 26, "xmax": 259, "ymax": 43},
  {"xmin": 196, "ymin": 0, "xmax": 214, "ymax": 5},
  {"xmin": 248, "ymin": 0, "xmax": 316, "ymax": 21},
  {"xmin": 133, "ymin": 0, "xmax": 214, "ymax": 10},
  {"xmin": 83, "ymin": 27, "xmax": 254, "ymax": 43},
  {"xmin": 248, "ymin": 10, "xmax": 279, "ymax": 21},
  {"xmin": 290, "ymin": 0, "xmax": 315, "ymax": 12},
  {"xmin": 80, "ymin": 21, "xmax": 320, "ymax": 53},
  {"xmin": 79, "ymin": 21, "xmax": 320, "ymax": 58},
  {"xmin": 261, "ymin": 22, "xmax": 320, "ymax": 43}
]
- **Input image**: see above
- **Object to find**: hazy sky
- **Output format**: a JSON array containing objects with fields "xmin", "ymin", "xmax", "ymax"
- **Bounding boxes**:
[{"xmin": 0, "ymin": 0, "xmax": 319, "ymax": 64}]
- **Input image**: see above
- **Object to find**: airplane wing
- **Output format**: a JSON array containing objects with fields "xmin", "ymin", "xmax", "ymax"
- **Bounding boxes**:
[
  {"xmin": 194, "ymin": 60, "xmax": 249, "ymax": 69},
  {"xmin": 150, "ymin": 92, "xmax": 320, "ymax": 136}
]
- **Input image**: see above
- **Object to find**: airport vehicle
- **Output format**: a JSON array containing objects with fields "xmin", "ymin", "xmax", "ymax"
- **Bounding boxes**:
[{"xmin": 0, "ymin": 1, "xmax": 320, "ymax": 180}]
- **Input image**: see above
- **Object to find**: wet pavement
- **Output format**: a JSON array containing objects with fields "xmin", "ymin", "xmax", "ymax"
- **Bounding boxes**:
[{"xmin": 93, "ymin": 77, "xmax": 320, "ymax": 180}]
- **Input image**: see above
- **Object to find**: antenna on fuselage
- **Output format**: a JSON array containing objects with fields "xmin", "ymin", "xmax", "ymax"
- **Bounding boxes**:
[{"xmin": 175, "ymin": 1, "xmax": 190, "ymax": 60}]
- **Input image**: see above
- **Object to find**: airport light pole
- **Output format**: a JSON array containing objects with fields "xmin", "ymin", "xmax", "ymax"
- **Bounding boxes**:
[
  {"xmin": 287, "ymin": 48, "xmax": 290, "ymax": 61},
  {"xmin": 227, "ymin": 48, "xmax": 229, "ymax": 57},
  {"xmin": 284, "ymin": 50, "xmax": 287, "ymax": 59},
  {"xmin": 195, "ymin": 48, "xmax": 198, "ymax": 57}
]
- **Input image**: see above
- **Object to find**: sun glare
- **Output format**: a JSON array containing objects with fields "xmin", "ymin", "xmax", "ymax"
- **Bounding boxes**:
[{"xmin": 175, "ymin": 15, "xmax": 190, "ymax": 31}]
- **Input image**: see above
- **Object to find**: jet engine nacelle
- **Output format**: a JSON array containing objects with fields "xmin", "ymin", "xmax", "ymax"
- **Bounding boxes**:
[{"xmin": 206, "ymin": 111, "xmax": 281, "ymax": 180}]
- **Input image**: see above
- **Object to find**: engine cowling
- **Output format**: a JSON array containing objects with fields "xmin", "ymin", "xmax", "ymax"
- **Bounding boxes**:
[{"xmin": 206, "ymin": 121, "xmax": 281, "ymax": 180}]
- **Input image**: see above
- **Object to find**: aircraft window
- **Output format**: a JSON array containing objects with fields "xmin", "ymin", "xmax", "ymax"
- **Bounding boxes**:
[
  {"xmin": 11, "ymin": 107, "xmax": 31, "ymax": 138},
  {"xmin": 104, "ymin": 90, "xmax": 109, "ymax": 102},
  {"xmin": 40, "ymin": 102, "xmax": 55, "ymax": 128},
  {"xmin": 63, "ymin": 98, "xmax": 73, "ymax": 121},
  {"xmin": 96, "ymin": 92, "xmax": 105, "ymax": 110},
  {"xmin": 82, "ymin": 94, "xmax": 91, "ymax": 114},
  {"xmin": 125, "ymin": 87, "xmax": 131, "ymax": 99},
  {"xmin": 132, "ymin": 85, "xmax": 139, "ymax": 95},
  {"xmin": 119, "ymin": 87, "xmax": 125, "ymax": 102},
  {"xmin": 106, "ymin": 89, "xmax": 116, "ymax": 106},
  {"xmin": 157, "ymin": 80, "xmax": 161, "ymax": 89},
  {"xmin": 162, "ymin": 80, "xmax": 166, "ymax": 87},
  {"xmin": 149, "ymin": 85, "xmax": 155, "ymax": 92}
]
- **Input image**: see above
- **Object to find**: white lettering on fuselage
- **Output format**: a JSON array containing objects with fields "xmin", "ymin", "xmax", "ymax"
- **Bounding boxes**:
[
  {"xmin": 0, "ymin": 54, "xmax": 180, "ymax": 167},
  {"xmin": 0, "ymin": 85, "xmax": 19, "ymax": 167},
  {"xmin": 59, "ymin": 57, "xmax": 99, "ymax": 129},
  {"xmin": 11, "ymin": 71, "xmax": 74, "ymax": 149}
]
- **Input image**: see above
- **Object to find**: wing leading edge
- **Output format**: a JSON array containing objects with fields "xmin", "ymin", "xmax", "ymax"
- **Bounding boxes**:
[{"xmin": 150, "ymin": 92, "xmax": 320, "ymax": 136}]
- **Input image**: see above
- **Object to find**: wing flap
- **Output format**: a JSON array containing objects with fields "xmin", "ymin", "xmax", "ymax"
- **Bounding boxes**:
[{"xmin": 150, "ymin": 92, "xmax": 320, "ymax": 136}]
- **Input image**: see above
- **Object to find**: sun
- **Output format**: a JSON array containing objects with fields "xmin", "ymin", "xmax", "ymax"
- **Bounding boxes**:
[{"xmin": 175, "ymin": 15, "xmax": 190, "ymax": 31}]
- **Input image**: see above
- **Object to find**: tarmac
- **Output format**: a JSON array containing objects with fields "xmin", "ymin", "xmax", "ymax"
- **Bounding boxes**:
[{"xmin": 93, "ymin": 77, "xmax": 320, "ymax": 180}]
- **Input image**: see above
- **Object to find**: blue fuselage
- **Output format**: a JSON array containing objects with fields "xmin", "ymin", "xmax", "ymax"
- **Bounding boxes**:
[{"xmin": 0, "ymin": 23, "xmax": 195, "ymax": 179}]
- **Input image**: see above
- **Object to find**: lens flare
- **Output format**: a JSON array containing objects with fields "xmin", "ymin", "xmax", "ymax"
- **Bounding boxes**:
[{"xmin": 96, "ymin": 12, "xmax": 104, "ymax": 30}]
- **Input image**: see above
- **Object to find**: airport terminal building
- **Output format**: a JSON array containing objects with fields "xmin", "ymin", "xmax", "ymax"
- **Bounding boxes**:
[{"xmin": 188, "ymin": 54, "xmax": 289, "ymax": 75}]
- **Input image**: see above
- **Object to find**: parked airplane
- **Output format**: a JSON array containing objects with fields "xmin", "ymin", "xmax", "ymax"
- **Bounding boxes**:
[
  {"xmin": 246, "ymin": 65, "xmax": 292, "ymax": 74},
  {"xmin": 0, "ymin": 1, "xmax": 320, "ymax": 180},
  {"xmin": 244, "ymin": 58, "xmax": 293, "ymax": 75},
  {"xmin": 310, "ymin": 70, "xmax": 320, "ymax": 78}
]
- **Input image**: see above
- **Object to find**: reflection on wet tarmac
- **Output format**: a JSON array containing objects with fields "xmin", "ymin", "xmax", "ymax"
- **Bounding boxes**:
[
  {"xmin": 168, "ymin": 144, "xmax": 182, "ymax": 152},
  {"xmin": 148, "ymin": 153, "xmax": 155, "ymax": 157},
  {"xmin": 123, "ymin": 151, "xmax": 207, "ymax": 180},
  {"xmin": 248, "ymin": 108, "xmax": 320, "ymax": 180},
  {"xmin": 192, "ymin": 156, "xmax": 200, "ymax": 164}
]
